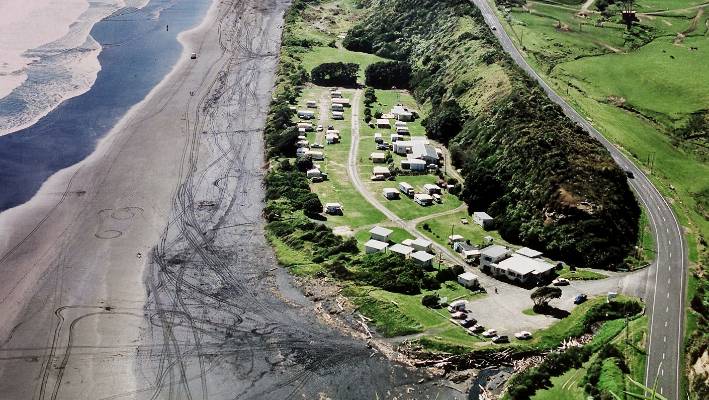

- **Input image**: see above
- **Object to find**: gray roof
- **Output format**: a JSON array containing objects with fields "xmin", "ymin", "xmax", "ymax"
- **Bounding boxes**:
[
  {"xmin": 369, "ymin": 226, "xmax": 393, "ymax": 238},
  {"xmin": 473, "ymin": 211, "xmax": 493, "ymax": 220},
  {"xmin": 411, "ymin": 251, "xmax": 435, "ymax": 262},
  {"xmin": 480, "ymin": 244, "xmax": 510, "ymax": 259},
  {"xmin": 516, "ymin": 247, "xmax": 543, "ymax": 258},
  {"xmin": 390, "ymin": 243, "xmax": 414, "ymax": 255},
  {"xmin": 365, "ymin": 239, "xmax": 389, "ymax": 250}
]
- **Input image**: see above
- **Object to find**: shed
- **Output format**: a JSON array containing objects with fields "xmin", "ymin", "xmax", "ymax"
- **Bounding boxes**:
[
  {"xmin": 369, "ymin": 226, "xmax": 393, "ymax": 242},
  {"xmin": 376, "ymin": 119, "xmax": 391, "ymax": 128},
  {"xmin": 382, "ymin": 188, "xmax": 400, "ymax": 200},
  {"xmin": 332, "ymin": 111, "xmax": 344, "ymax": 120},
  {"xmin": 324, "ymin": 203, "xmax": 342, "ymax": 214},
  {"xmin": 473, "ymin": 211, "xmax": 494, "ymax": 230},
  {"xmin": 458, "ymin": 272, "xmax": 480, "ymax": 289},
  {"xmin": 411, "ymin": 251, "xmax": 435, "ymax": 267},
  {"xmin": 364, "ymin": 239, "xmax": 389, "ymax": 254},
  {"xmin": 423, "ymin": 184, "xmax": 441, "ymax": 195},
  {"xmin": 516, "ymin": 247, "xmax": 543, "ymax": 258},
  {"xmin": 306, "ymin": 168, "xmax": 321, "ymax": 179},
  {"xmin": 306, "ymin": 100, "xmax": 317, "ymax": 108},
  {"xmin": 448, "ymin": 235, "xmax": 465, "ymax": 244},
  {"xmin": 414, "ymin": 193, "xmax": 434, "ymax": 206},
  {"xmin": 372, "ymin": 166, "xmax": 391, "ymax": 177},
  {"xmin": 370, "ymin": 152, "xmax": 386, "ymax": 163},
  {"xmin": 307, "ymin": 150, "xmax": 324, "ymax": 161},
  {"xmin": 411, "ymin": 238, "xmax": 432, "ymax": 252},
  {"xmin": 297, "ymin": 110, "xmax": 315, "ymax": 119},
  {"xmin": 390, "ymin": 243, "xmax": 414, "ymax": 257}
]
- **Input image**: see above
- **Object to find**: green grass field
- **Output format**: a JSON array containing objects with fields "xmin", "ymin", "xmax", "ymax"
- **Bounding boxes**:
[{"xmin": 531, "ymin": 365, "xmax": 588, "ymax": 400}]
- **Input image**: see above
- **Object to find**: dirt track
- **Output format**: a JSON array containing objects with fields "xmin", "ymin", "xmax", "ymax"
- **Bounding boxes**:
[{"xmin": 0, "ymin": 1, "xmax": 459, "ymax": 398}]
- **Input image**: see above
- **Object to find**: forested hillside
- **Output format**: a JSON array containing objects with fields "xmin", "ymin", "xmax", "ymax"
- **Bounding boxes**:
[{"xmin": 344, "ymin": 0, "xmax": 640, "ymax": 269}]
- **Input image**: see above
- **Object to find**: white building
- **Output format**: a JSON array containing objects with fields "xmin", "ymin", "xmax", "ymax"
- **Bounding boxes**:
[
  {"xmin": 395, "ymin": 120, "xmax": 407, "ymax": 128},
  {"xmin": 411, "ymin": 238, "xmax": 432, "ymax": 252},
  {"xmin": 307, "ymin": 150, "xmax": 324, "ymax": 161},
  {"xmin": 370, "ymin": 152, "xmax": 386, "ymax": 163},
  {"xmin": 516, "ymin": 247, "xmax": 543, "ymax": 258},
  {"xmin": 326, "ymin": 132, "xmax": 340, "ymax": 144},
  {"xmin": 376, "ymin": 119, "xmax": 391, "ymax": 128},
  {"xmin": 369, "ymin": 226, "xmax": 393, "ymax": 242},
  {"xmin": 383, "ymin": 188, "xmax": 400, "ymax": 200},
  {"xmin": 332, "ymin": 111, "xmax": 344, "ymax": 120},
  {"xmin": 479, "ymin": 245, "xmax": 512, "ymax": 270},
  {"xmin": 365, "ymin": 239, "xmax": 389, "ymax": 254},
  {"xmin": 372, "ymin": 166, "xmax": 391, "ymax": 177},
  {"xmin": 398, "ymin": 182, "xmax": 414, "ymax": 196},
  {"xmin": 414, "ymin": 193, "xmax": 434, "ymax": 206},
  {"xmin": 396, "ymin": 126, "xmax": 410, "ymax": 135},
  {"xmin": 391, "ymin": 133, "xmax": 404, "ymax": 142},
  {"xmin": 297, "ymin": 110, "xmax": 315, "ymax": 119},
  {"xmin": 457, "ymin": 272, "xmax": 480, "ymax": 289},
  {"xmin": 391, "ymin": 105, "xmax": 414, "ymax": 121},
  {"xmin": 448, "ymin": 235, "xmax": 465, "ymax": 244},
  {"xmin": 455, "ymin": 242, "xmax": 480, "ymax": 262},
  {"xmin": 297, "ymin": 122, "xmax": 313, "ymax": 131},
  {"xmin": 331, "ymin": 103, "xmax": 344, "ymax": 111},
  {"xmin": 492, "ymin": 254, "xmax": 556, "ymax": 284},
  {"xmin": 306, "ymin": 168, "xmax": 321, "ymax": 179},
  {"xmin": 473, "ymin": 211, "xmax": 494, "ymax": 230},
  {"xmin": 331, "ymin": 90, "xmax": 343, "ymax": 98},
  {"xmin": 401, "ymin": 158, "xmax": 426, "ymax": 171},
  {"xmin": 306, "ymin": 100, "xmax": 317, "ymax": 108},
  {"xmin": 332, "ymin": 97, "xmax": 350, "ymax": 106},
  {"xmin": 411, "ymin": 251, "xmax": 435, "ymax": 267},
  {"xmin": 324, "ymin": 203, "xmax": 342, "ymax": 214},
  {"xmin": 423, "ymin": 184, "xmax": 441, "ymax": 195},
  {"xmin": 390, "ymin": 243, "xmax": 414, "ymax": 257}
]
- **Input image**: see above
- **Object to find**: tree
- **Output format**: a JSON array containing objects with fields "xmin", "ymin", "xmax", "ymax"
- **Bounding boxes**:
[
  {"xmin": 302, "ymin": 196, "xmax": 323, "ymax": 217},
  {"xmin": 531, "ymin": 286, "xmax": 562, "ymax": 307},
  {"xmin": 421, "ymin": 100, "xmax": 465, "ymax": 143},
  {"xmin": 296, "ymin": 155, "xmax": 313, "ymax": 172},
  {"xmin": 365, "ymin": 61, "xmax": 412, "ymax": 89},
  {"xmin": 310, "ymin": 62, "xmax": 359, "ymax": 87},
  {"xmin": 421, "ymin": 294, "xmax": 440, "ymax": 308},
  {"xmin": 364, "ymin": 87, "xmax": 377, "ymax": 105}
]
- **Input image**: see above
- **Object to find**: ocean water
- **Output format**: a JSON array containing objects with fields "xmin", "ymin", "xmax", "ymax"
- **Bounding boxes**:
[{"xmin": 0, "ymin": 0, "xmax": 210, "ymax": 211}]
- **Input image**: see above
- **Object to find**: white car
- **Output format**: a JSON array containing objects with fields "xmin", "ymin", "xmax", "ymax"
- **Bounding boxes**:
[
  {"xmin": 482, "ymin": 329, "xmax": 497, "ymax": 338},
  {"xmin": 317, "ymin": 125, "xmax": 323, "ymax": 131},
  {"xmin": 552, "ymin": 278, "xmax": 570, "ymax": 286},
  {"xmin": 515, "ymin": 331, "xmax": 533, "ymax": 340}
]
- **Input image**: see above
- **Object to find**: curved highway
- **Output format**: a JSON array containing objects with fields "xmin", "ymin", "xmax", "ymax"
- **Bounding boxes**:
[{"xmin": 469, "ymin": 0, "xmax": 687, "ymax": 398}]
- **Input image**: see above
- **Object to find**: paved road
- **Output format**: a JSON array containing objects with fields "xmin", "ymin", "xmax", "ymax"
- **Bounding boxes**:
[{"xmin": 469, "ymin": 0, "xmax": 687, "ymax": 397}]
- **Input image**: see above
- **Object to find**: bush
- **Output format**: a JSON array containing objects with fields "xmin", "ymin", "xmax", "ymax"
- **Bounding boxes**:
[
  {"xmin": 302, "ymin": 196, "xmax": 323, "ymax": 217},
  {"xmin": 311, "ymin": 62, "xmax": 359, "ymax": 87},
  {"xmin": 421, "ymin": 293, "xmax": 440, "ymax": 308},
  {"xmin": 356, "ymin": 253, "xmax": 426, "ymax": 294},
  {"xmin": 421, "ymin": 100, "xmax": 465, "ymax": 143},
  {"xmin": 365, "ymin": 61, "xmax": 412, "ymax": 89}
]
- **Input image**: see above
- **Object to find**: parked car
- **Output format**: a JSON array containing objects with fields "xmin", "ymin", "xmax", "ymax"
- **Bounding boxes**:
[
  {"xmin": 327, "ymin": 125, "xmax": 334, "ymax": 130},
  {"xmin": 482, "ymin": 329, "xmax": 497, "ymax": 338},
  {"xmin": 492, "ymin": 335, "xmax": 509, "ymax": 344},
  {"xmin": 552, "ymin": 278, "xmax": 570, "ymax": 286},
  {"xmin": 515, "ymin": 331, "xmax": 533, "ymax": 340},
  {"xmin": 370, "ymin": 175, "xmax": 386, "ymax": 181},
  {"xmin": 376, "ymin": 143, "xmax": 389, "ymax": 150},
  {"xmin": 574, "ymin": 294, "xmax": 588, "ymax": 304},
  {"xmin": 461, "ymin": 318, "xmax": 477, "ymax": 328},
  {"xmin": 468, "ymin": 325, "xmax": 485, "ymax": 334},
  {"xmin": 317, "ymin": 124, "xmax": 323, "ymax": 131},
  {"xmin": 625, "ymin": 169, "xmax": 634, "ymax": 179},
  {"xmin": 451, "ymin": 311, "xmax": 467, "ymax": 320}
]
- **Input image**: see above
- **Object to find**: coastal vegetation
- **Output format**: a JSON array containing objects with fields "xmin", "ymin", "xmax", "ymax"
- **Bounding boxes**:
[{"xmin": 343, "ymin": 0, "xmax": 641, "ymax": 270}]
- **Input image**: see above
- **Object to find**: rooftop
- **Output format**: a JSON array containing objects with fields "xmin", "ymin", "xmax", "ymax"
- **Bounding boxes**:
[
  {"xmin": 474, "ymin": 211, "xmax": 493, "ymax": 220},
  {"xmin": 414, "ymin": 193, "xmax": 434, "ymax": 201},
  {"xmin": 516, "ymin": 247, "xmax": 543, "ymax": 258},
  {"xmin": 369, "ymin": 226, "xmax": 393, "ymax": 238},
  {"xmin": 496, "ymin": 254, "xmax": 555, "ymax": 276},
  {"xmin": 390, "ymin": 243, "xmax": 414, "ymax": 255},
  {"xmin": 411, "ymin": 238, "xmax": 432, "ymax": 248},
  {"xmin": 458, "ymin": 272, "xmax": 479, "ymax": 281},
  {"xmin": 411, "ymin": 251, "xmax": 435, "ymax": 262},
  {"xmin": 365, "ymin": 239, "xmax": 389, "ymax": 251},
  {"xmin": 373, "ymin": 166, "xmax": 390, "ymax": 174},
  {"xmin": 481, "ymin": 244, "xmax": 510, "ymax": 259}
]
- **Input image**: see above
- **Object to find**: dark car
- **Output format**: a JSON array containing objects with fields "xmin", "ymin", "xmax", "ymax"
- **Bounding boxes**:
[
  {"xmin": 625, "ymin": 169, "xmax": 635, "ymax": 179},
  {"xmin": 492, "ymin": 335, "xmax": 509, "ymax": 344},
  {"xmin": 376, "ymin": 143, "xmax": 389, "ymax": 150},
  {"xmin": 574, "ymin": 294, "xmax": 588, "ymax": 305},
  {"xmin": 461, "ymin": 318, "xmax": 477, "ymax": 328}
]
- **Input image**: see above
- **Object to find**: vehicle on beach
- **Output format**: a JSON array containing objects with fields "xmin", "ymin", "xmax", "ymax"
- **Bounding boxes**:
[
  {"xmin": 451, "ymin": 311, "xmax": 467, "ymax": 320},
  {"xmin": 468, "ymin": 324, "xmax": 485, "ymax": 334},
  {"xmin": 460, "ymin": 318, "xmax": 477, "ymax": 328},
  {"xmin": 552, "ymin": 278, "xmax": 570, "ymax": 286},
  {"xmin": 492, "ymin": 335, "xmax": 509, "ymax": 344},
  {"xmin": 190, "ymin": 52, "xmax": 197, "ymax": 59},
  {"xmin": 482, "ymin": 329, "xmax": 497, "ymax": 338},
  {"xmin": 515, "ymin": 331, "xmax": 532, "ymax": 340},
  {"xmin": 317, "ymin": 124, "xmax": 323, "ymax": 131},
  {"xmin": 574, "ymin": 294, "xmax": 588, "ymax": 304}
]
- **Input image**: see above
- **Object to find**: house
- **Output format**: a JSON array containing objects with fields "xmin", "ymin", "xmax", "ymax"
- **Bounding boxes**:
[
  {"xmin": 332, "ymin": 111, "xmax": 344, "ymax": 120},
  {"xmin": 297, "ymin": 110, "xmax": 315, "ymax": 119},
  {"xmin": 296, "ymin": 140, "xmax": 309, "ymax": 148},
  {"xmin": 370, "ymin": 152, "xmax": 386, "ymax": 163},
  {"xmin": 396, "ymin": 126, "xmax": 410, "ymax": 135},
  {"xmin": 414, "ymin": 193, "xmax": 434, "ymax": 206},
  {"xmin": 401, "ymin": 239, "xmax": 413, "ymax": 247},
  {"xmin": 307, "ymin": 150, "xmax": 324, "ymax": 161},
  {"xmin": 374, "ymin": 132, "xmax": 383, "ymax": 143},
  {"xmin": 395, "ymin": 120, "xmax": 407, "ymax": 128},
  {"xmin": 324, "ymin": 202, "xmax": 342, "ymax": 214},
  {"xmin": 423, "ymin": 183, "xmax": 441, "ymax": 195},
  {"xmin": 473, "ymin": 211, "xmax": 494, "ymax": 230},
  {"xmin": 331, "ymin": 103, "xmax": 344, "ymax": 111},
  {"xmin": 376, "ymin": 119, "xmax": 391, "ymax": 128},
  {"xmin": 369, "ymin": 226, "xmax": 393, "ymax": 242},
  {"xmin": 297, "ymin": 122, "xmax": 313, "ymax": 131},
  {"xmin": 479, "ymin": 245, "xmax": 512, "ymax": 270},
  {"xmin": 458, "ymin": 272, "xmax": 480, "ymax": 289},
  {"xmin": 516, "ymin": 247, "xmax": 543, "ymax": 258},
  {"xmin": 455, "ymin": 242, "xmax": 480, "ymax": 262},
  {"xmin": 383, "ymin": 188, "xmax": 400, "ymax": 200},
  {"xmin": 365, "ymin": 239, "xmax": 389, "ymax": 254},
  {"xmin": 411, "ymin": 251, "xmax": 435, "ymax": 267},
  {"xmin": 331, "ymin": 97, "xmax": 350, "ymax": 106},
  {"xmin": 448, "ymin": 235, "xmax": 465, "ymax": 244},
  {"xmin": 390, "ymin": 243, "xmax": 414, "ymax": 257},
  {"xmin": 492, "ymin": 254, "xmax": 556, "ymax": 284},
  {"xmin": 306, "ymin": 168, "xmax": 321, "ymax": 179},
  {"xmin": 411, "ymin": 238, "xmax": 432, "ymax": 252},
  {"xmin": 401, "ymin": 158, "xmax": 426, "ymax": 171},
  {"xmin": 411, "ymin": 141, "xmax": 439, "ymax": 164},
  {"xmin": 306, "ymin": 100, "xmax": 317, "ymax": 108},
  {"xmin": 331, "ymin": 90, "xmax": 342, "ymax": 98},
  {"xmin": 326, "ymin": 133, "xmax": 339, "ymax": 144},
  {"xmin": 372, "ymin": 166, "xmax": 391, "ymax": 178},
  {"xmin": 398, "ymin": 182, "xmax": 414, "ymax": 197},
  {"xmin": 390, "ymin": 133, "xmax": 404, "ymax": 142},
  {"xmin": 391, "ymin": 105, "xmax": 414, "ymax": 121}
]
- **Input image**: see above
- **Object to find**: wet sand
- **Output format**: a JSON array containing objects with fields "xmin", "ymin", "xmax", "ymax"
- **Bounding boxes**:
[{"xmin": 0, "ymin": 0, "xmax": 458, "ymax": 398}]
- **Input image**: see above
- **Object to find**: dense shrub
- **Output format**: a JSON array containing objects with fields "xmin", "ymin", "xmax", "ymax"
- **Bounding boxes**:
[
  {"xmin": 421, "ymin": 293, "xmax": 440, "ymax": 308},
  {"xmin": 356, "ymin": 253, "xmax": 426, "ymax": 294},
  {"xmin": 421, "ymin": 100, "xmax": 465, "ymax": 143},
  {"xmin": 364, "ymin": 61, "xmax": 412, "ymax": 89},
  {"xmin": 311, "ymin": 62, "xmax": 359, "ymax": 86}
]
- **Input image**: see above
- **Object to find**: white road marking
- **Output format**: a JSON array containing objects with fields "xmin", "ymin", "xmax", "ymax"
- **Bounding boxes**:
[
  {"xmin": 668, "ymin": 240, "xmax": 671, "ymax": 245},
  {"xmin": 667, "ymin": 292, "xmax": 670, "ymax": 299},
  {"xmin": 664, "ymin": 336, "xmax": 667, "ymax": 343},
  {"xmin": 661, "ymin": 368, "xmax": 664, "ymax": 376},
  {"xmin": 665, "ymin": 321, "xmax": 668, "ymax": 327},
  {"xmin": 666, "ymin": 306, "xmax": 669, "ymax": 312},
  {"xmin": 666, "ymin": 227, "xmax": 669, "ymax": 233}
]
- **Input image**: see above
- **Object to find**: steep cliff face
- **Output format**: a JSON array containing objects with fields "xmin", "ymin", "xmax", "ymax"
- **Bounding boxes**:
[{"xmin": 345, "ymin": 0, "xmax": 640, "ymax": 269}]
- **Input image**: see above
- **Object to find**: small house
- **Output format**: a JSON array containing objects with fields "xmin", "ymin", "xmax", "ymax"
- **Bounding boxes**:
[
  {"xmin": 331, "ymin": 103, "xmax": 344, "ymax": 112},
  {"xmin": 390, "ymin": 243, "xmax": 414, "ymax": 257},
  {"xmin": 372, "ymin": 166, "xmax": 391, "ymax": 178},
  {"xmin": 391, "ymin": 105, "xmax": 414, "ymax": 121},
  {"xmin": 473, "ymin": 211, "xmax": 494, "ymax": 230},
  {"xmin": 492, "ymin": 254, "xmax": 555, "ymax": 284},
  {"xmin": 374, "ymin": 132, "xmax": 383, "ymax": 143},
  {"xmin": 395, "ymin": 120, "xmax": 407, "ymax": 128},
  {"xmin": 324, "ymin": 202, "xmax": 342, "ymax": 214},
  {"xmin": 307, "ymin": 150, "xmax": 324, "ymax": 161},
  {"xmin": 369, "ymin": 226, "xmax": 393, "ymax": 242},
  {"xmin": 331, "ymin": 97, "xmax": 350, "ymax": 106},
  {"xmin": 306, "ymin": 168, "xmax": 321, "ymax": 179},
  {"xmin": 364, "ymin": 239, "xmax": 389, "ymax": 254},
  {"xmin": 411, "ymin": 238, "xmax": 432, "ymax": 252},
  {"xmin": 455, "ymin": 242, "xmax": 480, "ymax": 262},
  {"xmin": 411, "ymin": 251, "xmax": 435, "ymax": 267},
  {"xmin": 306, "ymin": 100, "xmax": 317, "ymax": 108},
  {"xmin": 326, "ymin": 133, "xmax": 340, "ymax": 144},
  {"xmin": 370, "ymin": 152, "xmax": 386, "ymax": 163},
  {"xmin": 297, "ymin": 122, "xmax": 313, "ymax": 131},
  {"xmin": 401, "ymin": 158, "xmax": 426, "ymax": 171},
  {"xmin": 376, "ymin": 119, "xmax": 391, "ymax": 129},
  {"xmin": 479, "ymin": 245, "xmax": 511, "ymax": 270},
  {"xmin": 331, "ymin": 90, "xmax": 343, "ymax": 98},
  {"xmin": 423, "ymin": 184, "xmax": 441, "ymax": 195},
  {"xmin": 391, "ymin": 133, "xmax": 404, "ymax": 142},
  {"xmin": 516, "ymin": 247, "xmax": 543, "ymax": 258},
  {"xmin": 396, "ymin": 126, "xmax": 410, "ymax": 135},
  {"xmin": 398, "ymin": 182, "xmax": 414, "ymax": 197},
  {"xmin": 448, "ymin": 235, "xmax": 465, "ymax": 244},
  {"xmin": 332, "ymin": 111, "xmax": 344, "ymax": 120},
  {"xmin": 382, "ymin": 188, "xmax": 399, "ymax": 200},
  {"xmin": 457, "ymin": 272, "xmax": 480, "ymax": 289},
  {"xmin": 414, "ymin": 193, "xmax": 433, "ymax": 206},
  {"xmin": 297, "ymin": 110, "xmax": 315, "ymax": 119}
]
